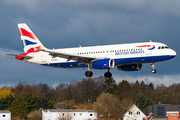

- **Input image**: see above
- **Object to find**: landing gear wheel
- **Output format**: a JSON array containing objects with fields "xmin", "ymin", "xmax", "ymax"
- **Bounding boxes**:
[
  {"xmin": 151, "ymin": 69, "xmax": 157, "ymax": 74},
  {"xmin": 85, "ymin": 71, "xmax": 93, "ymax": 77},
  {"xmin": 104, "ymin": 72, "xmax": 112, "ymax": 78}
]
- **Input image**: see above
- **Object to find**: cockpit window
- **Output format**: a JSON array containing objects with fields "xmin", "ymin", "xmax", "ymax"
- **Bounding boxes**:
[{"xmin": 158, "ymin": 46, "xmax": 170, "ymax": 49}]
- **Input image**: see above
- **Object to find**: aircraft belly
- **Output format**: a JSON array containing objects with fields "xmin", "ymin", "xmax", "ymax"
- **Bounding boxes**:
[{"xmin": 114, "ymin": 55, "xmax": 174, "ymax": 66}]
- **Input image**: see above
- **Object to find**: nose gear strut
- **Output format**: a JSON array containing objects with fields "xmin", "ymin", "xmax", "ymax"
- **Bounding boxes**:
[{"xmin": 151, "ymin": 62, "xmax": 156, "ymax": 73}]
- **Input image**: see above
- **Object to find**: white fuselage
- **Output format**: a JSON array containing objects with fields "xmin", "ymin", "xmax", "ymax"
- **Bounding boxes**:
[{"xmin": 24, "ymin": 42, "xmax": 176, "ymax": 69}]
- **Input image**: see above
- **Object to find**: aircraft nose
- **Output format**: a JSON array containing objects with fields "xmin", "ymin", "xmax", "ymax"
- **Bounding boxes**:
[{"xmin": 170, "ymin": 49, "xmax": 176, "ymax": 57}]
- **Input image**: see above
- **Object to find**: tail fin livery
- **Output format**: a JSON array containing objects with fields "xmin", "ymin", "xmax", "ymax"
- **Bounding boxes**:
[{"xmin": 18, "ymin": 23, "xmax": 45, "ymax": 53}]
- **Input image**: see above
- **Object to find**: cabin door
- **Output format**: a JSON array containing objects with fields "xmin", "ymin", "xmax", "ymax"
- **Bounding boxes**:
[
  {"xmin": 146, "ymin": 48, "xmax": 152, "ymax": 55},
  {"xmin": 42, "ymin": 52, "xmax": 47, "ymax": 63}
]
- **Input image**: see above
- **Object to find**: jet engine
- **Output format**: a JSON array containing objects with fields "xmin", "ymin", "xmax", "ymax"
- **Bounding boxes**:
[{"xmin": 91, "ymin": 59, "xmax": 115, "ymax": 69}]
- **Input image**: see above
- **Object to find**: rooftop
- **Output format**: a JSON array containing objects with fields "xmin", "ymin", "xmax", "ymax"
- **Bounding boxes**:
[
  {"xmin": 43, "ymin": 109, "xmax": 95, "ymax": 113},
  {"xmin": 0, "ymin": 110, "xmax": 11, "ymax": 113}
]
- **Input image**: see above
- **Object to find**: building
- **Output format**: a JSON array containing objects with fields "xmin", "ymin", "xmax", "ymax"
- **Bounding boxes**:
[
  {"xmin": 123, "ymin": 104, "xmax": 146, "ymax": 120},
  {"xmin": 148, "ymin": 104, "xmax": 180, "ymax": 119},
  {"xmin": 42, "ymin": 109, "xmax": 98, "ymax": 120},
  {"xmin": 167, "ymin": 111, "xmax": 179, "ymax": 120},
  {"xmin": 0, "ymin": 110, "xmax": 11, "ymax": 120}
]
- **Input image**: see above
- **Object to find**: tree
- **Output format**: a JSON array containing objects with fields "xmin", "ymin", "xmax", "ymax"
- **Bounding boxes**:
[
  {"xmin": 153, "ymin": 84, "xmax": 169, "ymax": 104},
  {"xmin": 6, "ymin": 99, "xmax": 29, "ymax": 119},
  {"xmin": 37, "ymin": 83, "xmax": 53, "ymax": 98},
  {"xmin": 167, "ymin": 84, "xmax": 180, "ymax": 104},
  {"xmin": 27, "ymin": 110, "xmax": 42, "ymax": 120},
  {"xmin": 135, "ymin": 92, "xmax": 146, "ymax": 110},
  {"xmin": 73, "ymin": 78, "xmax": 102, "ymax": 103},
  {"xmin": 55, "ymin": 83, "xmax": 69, "ymax": 102},
  {"xmin": 14, "ymin": 82, "xmax": 28, "ymax": 89},
  {"xmin": 64, "ymin": 100, "xmax": 75, "ymax": 109},
  {"xmin": 148, "ymin": 83, "xmax": 154, "ymax": 90},
  {"xmin": 94, "ymin": 93, "xmax": 133, "ymax": 119},
  {"xmin": 12, "ymin": 82, "xmax": 28, "ymax": 97},
  {"xmin": 140, "ymin": 81, "xmax": 147, "ymax": 90},
  {"xmin": 115, "ymin": 80, "xmax": 130, "ymax": 96},
  {"xmin": 94, "ymin": 93, "xmax": 113, "ymax": 119},
  {"xmin": 22, "ymin": 94, "xmax": 54, "ymax": 112},
  {"xmin": 20, "ymin": 84, "xmax": 42, "ymax": 97},
  {"xmin": 0, "ymin": 87, "xmax": 15, "ymax": 99},
  {"xmin": 144, "ymin": 98, "xmax": 153, "ymax": 108},
  {"xmin": 102, "ymin": 77, "xmax": 117, "ymax": 94},
  {"xmin": 0, "ymin": 94, "xmax": 15, "ymax": 110},
  {"xmin": 95, "ymin": 76, "xmax": 106, "ymax": 88},
  {"xmin": 135, "ymin": 80, "xmax": 140, "ymax": 85},
  {"xmin": 54, "ymin": 102, "xmax": 67, "ymax": 109}
]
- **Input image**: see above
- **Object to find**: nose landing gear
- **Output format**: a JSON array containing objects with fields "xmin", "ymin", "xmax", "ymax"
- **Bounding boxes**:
[{"xmin": 151, "ymin": 62, "xmax": 157, "ymax": 73}]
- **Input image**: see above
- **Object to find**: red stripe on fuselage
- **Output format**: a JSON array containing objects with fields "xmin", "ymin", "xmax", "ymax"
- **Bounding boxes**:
[
  {"xmin": 19, "ymin": 28, "xmax": 36, "ymax": 40},
  {"xmin": 136, "ymin": 45, "xmax": 155, "ymax": 47}
]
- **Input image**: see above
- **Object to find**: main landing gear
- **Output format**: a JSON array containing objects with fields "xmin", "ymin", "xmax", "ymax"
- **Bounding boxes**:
[
  {"xmin": 85, "ymin": 71, "xmax": 93, "ymax": 77},
  {"xmin": 104, "ymin": 69, "xmax": 112, "ymax": 78},
  {"xmin": 85, "ymin": 67, "xmax": 112, "ymax": 78},
  {"xmin": 85, "ymin": 66, "xmax": 93, "ymax": 77},
  {"xmin": 151, "ymin": 62, "xmax": 157, "ymax": 73}
]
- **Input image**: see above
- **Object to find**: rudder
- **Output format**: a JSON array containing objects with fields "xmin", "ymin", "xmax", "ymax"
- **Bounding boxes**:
[{"xmin": 18, "ymin": 23, "xmax": 45, "ymax": 53}]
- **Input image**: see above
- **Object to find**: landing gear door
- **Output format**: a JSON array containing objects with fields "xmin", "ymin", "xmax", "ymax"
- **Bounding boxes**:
[{"xmin": 42, "ymin": 52, "xmax": 47, "ymax": 63}]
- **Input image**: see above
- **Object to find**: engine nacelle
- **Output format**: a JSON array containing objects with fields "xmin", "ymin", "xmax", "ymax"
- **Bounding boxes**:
[
  {"xmin": 117, "ymin": 64, "xmax": 142, "ymax": 71},
  {"xmin": 91, "ymin": 59, "xmax": 115, "ymax": 69}
]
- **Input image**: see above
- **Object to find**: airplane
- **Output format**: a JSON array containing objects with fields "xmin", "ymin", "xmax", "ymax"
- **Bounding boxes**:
[{"xmin": 5, "ymin": 23, "xmax": 176, "ymax": 78}]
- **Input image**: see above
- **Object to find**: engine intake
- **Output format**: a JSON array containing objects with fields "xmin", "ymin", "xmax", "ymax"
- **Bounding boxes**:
[
  {"xmin": 91, "ymin": 59, "xmax": 115, "ymax": 69},
  {"xmin": 117, "ymin": 64, "xmax": 142, "ymax": 71}
]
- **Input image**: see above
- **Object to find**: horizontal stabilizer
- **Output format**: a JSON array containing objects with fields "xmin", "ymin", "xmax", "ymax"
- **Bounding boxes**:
[{"xmin": 5, "ymin": 53, "xmax": 33, "ymax": 59}]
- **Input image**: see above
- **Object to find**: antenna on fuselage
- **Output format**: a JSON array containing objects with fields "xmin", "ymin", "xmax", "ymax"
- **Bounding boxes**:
[{"xmin": 79, "ymin": 45, "xmax": 81, "ymax": 48}]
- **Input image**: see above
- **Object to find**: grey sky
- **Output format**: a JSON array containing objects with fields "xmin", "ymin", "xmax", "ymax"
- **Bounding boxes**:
[{"xmin": 0, "ymin": 0, "xmax": 180, "ymax": 87}]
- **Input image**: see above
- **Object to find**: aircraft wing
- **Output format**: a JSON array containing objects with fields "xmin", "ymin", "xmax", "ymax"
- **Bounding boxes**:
[
  {"xmin": 38, "ymin": 49, "xmax": 104, "ymax": 63},
  {"xmin": 5, "ymin": 53, "xmax": 33, "ymax": 59}
]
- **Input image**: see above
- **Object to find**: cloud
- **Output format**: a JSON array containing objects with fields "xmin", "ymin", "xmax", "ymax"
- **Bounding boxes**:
[
  {"xmin": 3, "ymin": 0, "xmax": 180, "ymax": 16},
  {"xmin": 2, "ymin": 0, "xmax": 39, "ymax": 12}
]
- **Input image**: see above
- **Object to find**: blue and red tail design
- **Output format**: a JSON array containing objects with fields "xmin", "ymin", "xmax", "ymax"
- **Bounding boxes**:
[{"xmin": 18, "ymin": 23, "xmax": 45, "ymax": 53}]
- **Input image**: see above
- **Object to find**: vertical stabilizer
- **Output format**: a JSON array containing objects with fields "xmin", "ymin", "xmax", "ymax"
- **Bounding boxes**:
[{"xmin": 18, "ymin": 23, "xmax": 45, "ymax": 53}]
